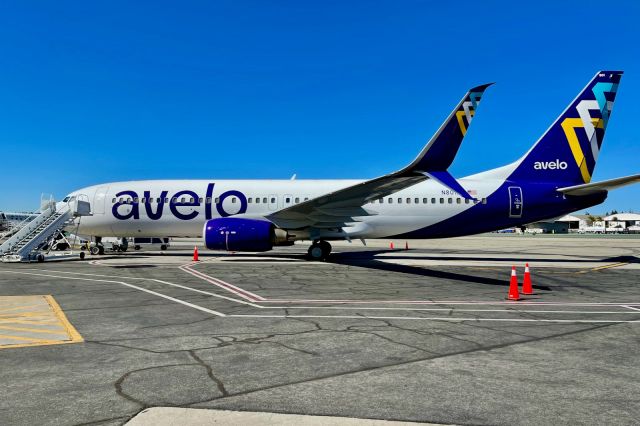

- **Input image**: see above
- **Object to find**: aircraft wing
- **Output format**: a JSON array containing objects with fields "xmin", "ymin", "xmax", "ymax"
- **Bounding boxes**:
[
  {"xmin": 267, "ymin": 83, "xmax": 492, "ymax": 230},
  {"xmin": 557, "ymin": 173, "xmax": 640, "ymax": 196}
]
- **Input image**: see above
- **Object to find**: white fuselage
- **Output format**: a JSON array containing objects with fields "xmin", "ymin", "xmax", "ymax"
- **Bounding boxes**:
[{"xmin": 68, "ymin": 170, "xmax": 508, "ymax": 240}]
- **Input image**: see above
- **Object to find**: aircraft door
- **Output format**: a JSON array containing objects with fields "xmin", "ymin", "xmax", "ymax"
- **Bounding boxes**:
[
  {"xmin": 508, "ymin": 186, "xmax": 523, "ymax": 218},
  {"xmin": 93, "ymin": 186, "xmax": 110, "ymax": 215}
]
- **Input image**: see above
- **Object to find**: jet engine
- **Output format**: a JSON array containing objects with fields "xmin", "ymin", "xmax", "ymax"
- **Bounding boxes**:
[{"xmin": 203, "ymin": 218, "xmax": 290, "ymax": 252}]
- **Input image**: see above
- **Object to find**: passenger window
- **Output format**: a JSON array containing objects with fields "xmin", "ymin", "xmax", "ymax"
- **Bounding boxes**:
[
  {"xmin": 456, "ymin": 198, "xmax": 461, "ymax": 204},
  {"xmin": 431, "ymin": 198, "xmax": 436, "ymax": 204},
  {"xmin": 482, "ymin": 198, "xmax": 487, "ymax": 204},
  {"xmin": 285, "ymin": 197, "xmax": 290, "ymax": 203},
  {"xmin": 248, "ymin": 198, "xmax": 253, "ymax": 203},
  {"xmin": 112, "ymin": 198, "xmax": 116, "ymax": 203},
  {"xmin": 206, "ymin": 197, "xmax": 211, "ymax": 203},
  {"xmin": 198, "ymin": 197, "xmax": 203, "ymax": 203},
  {"xmin": 172, "ymin": 197, "xmax": 177, "ymax": 203},
  {"xmin": 134, "ymin": 197, "xmax": 139, "ymax": 203},
  {"xmin": 304, "ymin": 197, "xmax": 309, "ymax": 201},
  {"xmin": 388, "ymin": 198, "xmax": 393, "ymax": 204},
  {"xmin": 181, "ymin": 197, "xmax": 185, "ymax": 203},
  {"xmin": 215, "ymin": 197, "xmax": 220, "ymax": 204},
  {"xmin": 119, "ymin": 197, "xmax": 123, "ymax": 203},
  {"xmin": 189, "ymin": 197, "xmax": 194, "ymax": 203},
  {"xmin": 406, "ymin": 198, "xmax": 411, "ymax": 204},
  {"xmin": 379, "ymin": 198, "xmax": 383, "ymax": 204},
  {"xmin": 263, "ymin": 197, "xmax": 268, "ymax": 203},
  {"xmin": 165, "ymin": 198, "xmax": 169, "ymax": 203},
  {"xmin": 397, "ymin": 198, "xmax": 402, "ymax": 204},
  {"xmin": 295, "ymin": 197, "xmax": 300, "ymax": 203},
  {"xmin": 440, "ymin": 198, "xmax": 444, "ymax": 204},
  {"xmin": 465, "ymin": 199, "xmax": 470, "ymax": 204},
  {"xmin": 141, "ymin": 198, "xmax": 146, "ymax": 203},
  {"xmin": 415, "ymin": 198, "xmax": 419, "ymax": 204},
  {"xmin": 448, "ymin": 198, "xmax": 453, "ymax": 204},
  {"xmin": 231, "ymin": 197, "xmax": 236, "ymax": 203},
  {"xmin": 271, "ymin": 197, "xmax": 276, "ymax": 203},
  {"xmin": 255, "ymin": 198, "xmax": 260, "ymax": 204}
]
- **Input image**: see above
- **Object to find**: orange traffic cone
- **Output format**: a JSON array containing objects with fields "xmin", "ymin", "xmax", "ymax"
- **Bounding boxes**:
[
  {"xmin": 193, "ymin": 246, "xmax": 199, "ymax": 261},
  {"xmin": 405, "ymin": 241, "xmax": 409, "ymax": 250},
  {"xmin": 507, "ymin": 266, "xmax": 520, "ymax": 301},
  {"xmin": 390, "ymin": 242, "xmax": 394, "ymax": 250},
  {"xmin": 522, "ymin": 263, "xmax": 533, "ymax": 295}
]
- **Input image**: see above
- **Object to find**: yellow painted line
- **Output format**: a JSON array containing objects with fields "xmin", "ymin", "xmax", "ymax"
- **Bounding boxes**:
[
  {"xmin": 0, "ymin": 325, "xmax": 68, "ymax": 335},
  {"xmin": 0, "ymin": 334, "xmax": 57, "ymax": 343},
  {"xmin": 0, "ymin": 319, "xmax": 60, "ymax": 325},
  {"xmin": 0, "ymin": 311, "xmax": 52, "ymax": 318},
  {"xmin": 0, "ymin": 304, "xmax": 45, "ymax": 313},
  {"xmin": 591, "ymin": 262, "xmax": 628, "ymax": 271},
  {"xmin": 45, "ymin": 295, "xmax": 83, "ymax": 343},
  {"xmin": 0, "ymin": 295, "xmax": 83, "ymax": 349}
]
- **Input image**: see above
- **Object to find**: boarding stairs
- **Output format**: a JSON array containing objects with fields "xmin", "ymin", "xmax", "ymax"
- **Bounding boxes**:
[
  {"xmin": 0, "ymin": 195, "xmax": 92, "ymax": 262},
  {"xmin": 0, "ymin": 214, "xmax": 37, "ymax": 241}
]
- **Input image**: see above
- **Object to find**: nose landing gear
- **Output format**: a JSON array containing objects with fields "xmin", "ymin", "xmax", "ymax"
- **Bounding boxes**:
[{"xmin": 307, "ymin": 240, "xmax": 332, "ymax": 261}]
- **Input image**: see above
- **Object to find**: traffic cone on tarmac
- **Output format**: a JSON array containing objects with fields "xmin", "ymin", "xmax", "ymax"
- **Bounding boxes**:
[
  {"xmin": 522, "ymin": 263, "xmax": 533, "ymax": 295},
  {"xmin": 405, "ymin": 241, "xmax": 409, "ymax": 250},
  {"xmin": 193, "ymin": 246, "xmax": 199, "ymax": 262},
  {"xmin": 390, "ymin": 241, "xmax": 395, "ymax": 250},
  {"xmin": 507, "ymin": 266, "xmax": 520, "ymax": 301}
]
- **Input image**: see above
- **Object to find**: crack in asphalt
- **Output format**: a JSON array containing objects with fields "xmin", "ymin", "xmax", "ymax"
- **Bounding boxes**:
[
  {"xmin": 188, "ymin": 350, "xmax": 229, "ymax": 397},
  {"xmin": 183, "ymin": 321, "xmax": 618, "ymax": 407}
]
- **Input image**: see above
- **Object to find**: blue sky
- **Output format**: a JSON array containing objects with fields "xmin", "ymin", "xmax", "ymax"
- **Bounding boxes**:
[{"xmin": 1, "ymin": 1, "xmax": 639, "ymax": 213}]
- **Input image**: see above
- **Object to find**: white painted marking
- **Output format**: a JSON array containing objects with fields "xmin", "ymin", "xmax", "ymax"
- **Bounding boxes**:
[
  {"xmin": 228, "ymin": 314, "xmax": 640, "ymax": 324},
  {"xmin": 180, "ymin": 263, "xmax": 265, "ymax": 301},
  {"xmin": 261, "ymin": 306, "xmax": 640, "ymax": 314},
  {"xmin": 261, "ymin": 299, "xmax": 640, "ymax": 306},
  {"xmin": 23, "ymin": 268, "xmax": 263, "ymax": 308},
  {"xmin": 0, "ymin": 271, "xmax": 226, "ymax": 317},
  {"xmin": 621, "ymin": 305, "xmax": 640, "ymax": 312}
]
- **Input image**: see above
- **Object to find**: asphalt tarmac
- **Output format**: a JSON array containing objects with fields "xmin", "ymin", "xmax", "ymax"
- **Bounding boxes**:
[{"xmin": 0, "ymin": 235, "xmax": 639, "ymax": 425}]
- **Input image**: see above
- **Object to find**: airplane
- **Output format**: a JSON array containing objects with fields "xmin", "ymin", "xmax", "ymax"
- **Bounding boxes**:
[{"xmin": 65, "ymin": 70, "xmax": 639, "ymax": 260}]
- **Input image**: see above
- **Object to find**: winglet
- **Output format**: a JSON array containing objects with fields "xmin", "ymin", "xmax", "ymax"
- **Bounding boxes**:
[{"xmin": 400, "ymin": 83, "xmax": 493, "ymax": 174}]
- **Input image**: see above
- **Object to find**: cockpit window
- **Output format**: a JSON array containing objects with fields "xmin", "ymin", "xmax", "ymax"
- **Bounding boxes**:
[{"xmin": 62, "ymin": 196, "xmax": 71, "ymax": 202}]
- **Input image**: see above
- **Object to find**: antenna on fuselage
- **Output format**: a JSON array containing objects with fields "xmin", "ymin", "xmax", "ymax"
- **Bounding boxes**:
[{"xmin": 290, "ymin": 174, "xmax": 297, "ymax": 180}]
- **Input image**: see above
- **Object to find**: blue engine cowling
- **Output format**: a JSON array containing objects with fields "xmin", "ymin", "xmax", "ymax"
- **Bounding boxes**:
[{"xmin": 203, "ymin": 218, "xmax": 277, "ymax": 252}]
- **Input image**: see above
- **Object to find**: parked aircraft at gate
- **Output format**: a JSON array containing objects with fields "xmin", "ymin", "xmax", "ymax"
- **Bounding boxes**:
[{"xmin": 65, "ymin": 71, "xmax": 640, "ymax": 260}]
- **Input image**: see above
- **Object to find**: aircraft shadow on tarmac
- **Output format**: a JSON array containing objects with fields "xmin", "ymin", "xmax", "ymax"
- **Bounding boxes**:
[
  {"xmin": 195, "ymin": 249, "xmax": 553, "ymax": 290},
  {"xmin": 98, "ymin": 249, "xmax": 640, "ymax": 290}
]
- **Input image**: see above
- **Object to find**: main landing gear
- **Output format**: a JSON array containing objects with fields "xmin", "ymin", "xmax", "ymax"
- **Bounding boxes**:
[{"xmin": 307, "ymin": 240, "xmax": 331, "ymax": 261}]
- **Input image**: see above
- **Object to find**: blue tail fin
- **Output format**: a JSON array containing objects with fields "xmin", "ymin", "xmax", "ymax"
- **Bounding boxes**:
[{"xmin": 510, "ymin": 71, "xmax": 622, "ymax": 185}]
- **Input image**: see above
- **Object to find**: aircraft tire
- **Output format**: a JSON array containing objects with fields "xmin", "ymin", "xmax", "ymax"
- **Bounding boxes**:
[
  {"xmin": 90, "ymin": 246, "xmax": 100, "ymax": 255},
  {"xmin": 307, "ymin": 240, "xmax": 331, "ymax": 261}
]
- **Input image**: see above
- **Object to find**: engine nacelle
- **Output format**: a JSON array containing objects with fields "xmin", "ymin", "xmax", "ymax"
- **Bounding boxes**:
[{"xmin": 203, "ymin": 218, "xmax": 288, "ymax": 252}]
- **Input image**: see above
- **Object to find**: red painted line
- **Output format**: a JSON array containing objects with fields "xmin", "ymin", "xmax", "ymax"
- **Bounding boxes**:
[{"xmin": 179, "ymin": 264, "xmax": 265, "ymax": 301}]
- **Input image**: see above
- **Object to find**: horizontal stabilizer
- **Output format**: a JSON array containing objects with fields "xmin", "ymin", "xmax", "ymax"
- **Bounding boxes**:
[{"xmin": 557, "ymin": 173, "xmax": 640, "ymax": 196}]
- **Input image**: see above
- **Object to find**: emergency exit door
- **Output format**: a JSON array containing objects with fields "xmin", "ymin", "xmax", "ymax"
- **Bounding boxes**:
[{"xmin": 508, "ymin": 186, "xmax": 523, "ymax": 218}]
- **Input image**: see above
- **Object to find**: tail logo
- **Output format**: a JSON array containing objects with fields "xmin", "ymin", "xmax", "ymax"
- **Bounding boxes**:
[
  {"xmin": 456, "ymin": 90, "xmax": 483, "ymax": 136},
  {"xmin": 561, "ymin": 81, "xmax": 618, "ymax": 183}
]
